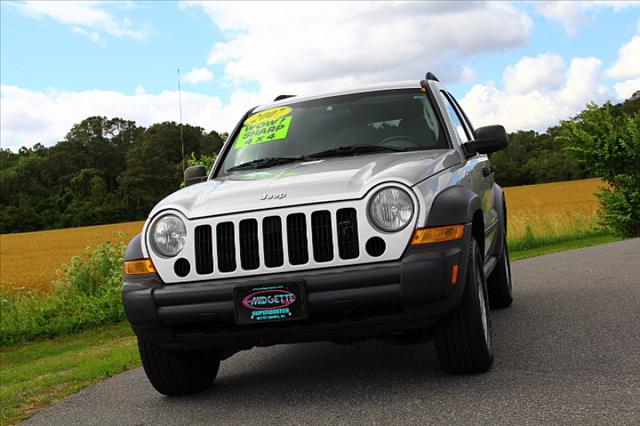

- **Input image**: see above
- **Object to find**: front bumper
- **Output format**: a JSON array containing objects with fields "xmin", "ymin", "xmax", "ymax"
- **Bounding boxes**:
[{"xmin": 122, "ymin": 226, "xmax": 471, "ymax": 350}]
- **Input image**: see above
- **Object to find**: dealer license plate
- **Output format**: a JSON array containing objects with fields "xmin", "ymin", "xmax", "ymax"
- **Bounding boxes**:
[{"xmin": 234, "ymin": 282, "xmax": 307, "ymax": 325}]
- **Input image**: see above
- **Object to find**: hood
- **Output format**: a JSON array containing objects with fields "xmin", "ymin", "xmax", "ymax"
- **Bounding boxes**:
[{"xmin": 151, "ymin": 149, "xmax": 460, "ymax": 219}]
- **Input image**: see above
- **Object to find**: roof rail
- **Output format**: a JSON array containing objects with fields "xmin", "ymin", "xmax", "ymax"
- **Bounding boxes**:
[
  {"xmin": 274, "ymin": 94, "xmax": 296, "ymax": 102},
  {"xmin": 425, "ymin": 72, "xmax": 439, "ymax": 82}
]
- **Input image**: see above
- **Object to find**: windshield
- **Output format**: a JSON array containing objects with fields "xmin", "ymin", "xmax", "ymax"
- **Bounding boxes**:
[{"xmin": 220, "ymin": 89, "xmax": 447, "ymax": 174}]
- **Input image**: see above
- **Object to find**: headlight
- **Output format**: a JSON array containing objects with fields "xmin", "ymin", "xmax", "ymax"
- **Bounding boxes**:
[
  {"xmin": 150, "ymin": 214, "xmax": 187, "ymax": 257},
  {"xmin": 368, "ymin": 187, "xmax": 414, "ymax": 232}
]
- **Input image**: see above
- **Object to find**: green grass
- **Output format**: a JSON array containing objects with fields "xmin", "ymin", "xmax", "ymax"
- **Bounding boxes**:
[
  {"xmin": 508, "ymin": 228, "xmax": 619, "ymax": 260},
  {"xmin": 0, "ymin": 232, "xmax": 622, "ymax": 425},
  {"xmin": 0, "ymin": 322, "xmax": 138, "ymax": 425}
]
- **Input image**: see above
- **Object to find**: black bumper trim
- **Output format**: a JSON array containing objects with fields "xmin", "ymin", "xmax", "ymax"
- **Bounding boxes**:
[{"xmin": 122, "ymin": 226, "xmax": 472, "ymax": 349}]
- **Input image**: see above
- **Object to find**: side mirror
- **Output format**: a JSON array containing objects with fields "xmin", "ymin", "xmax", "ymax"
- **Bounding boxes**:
[
  {"xmin": 184, "ymin": 165, "xmax": 208, "ymax": 187},
  {"xmin": 463, "ymin": 125, "xmax": 508, "ymax": 155}
]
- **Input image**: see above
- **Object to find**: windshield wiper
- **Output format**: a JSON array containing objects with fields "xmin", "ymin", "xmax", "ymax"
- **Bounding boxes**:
[
  {"xmin": 307, "ymin": 144, "xmax": 407, "ymax": 159},
  {"xmin": 227, "ymin": 156, "xmax": 310, "ymax": 172}
]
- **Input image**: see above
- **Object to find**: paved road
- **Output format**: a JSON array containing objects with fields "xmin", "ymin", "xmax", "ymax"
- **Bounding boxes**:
[{"xmin": 25, "ymin": 239, "xmax": 640, "ymax": 425}]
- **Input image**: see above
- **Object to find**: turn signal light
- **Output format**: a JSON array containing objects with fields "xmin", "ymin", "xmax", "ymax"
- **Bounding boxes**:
[
  {"xmin": 411, "ymin": 224, "xmax": 465, "ymax": 245},
  {"xmin": 124, "ymin": 258, "xmax": 156, "ymax": 275}
]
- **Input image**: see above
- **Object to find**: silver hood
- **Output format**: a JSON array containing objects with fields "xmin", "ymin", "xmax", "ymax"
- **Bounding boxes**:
[{"xmin": 150, "ymin": 149, "xmax": 460, "ymax": 219}]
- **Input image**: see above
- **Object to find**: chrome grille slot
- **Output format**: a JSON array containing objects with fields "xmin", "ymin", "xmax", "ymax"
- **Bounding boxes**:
[
  {"xmin": 287, "ymin": 213, "xmax": 309, "ymax": 265},
  {"xmin": 311, "ymin": 210, "xmax": 334, "ymax": 262},
  {"xmin": 194, "ymin": 225, "xmax": 213, "ymax": 274},
  {"xmin": 336, "ymin": 208, "xmax": 359, "ymax": 259},
  {"xmin": 239, "ymin": 219, "xmax": 260, "ymax": 270},
  {"xmin": 216, "ymin": 222, "xmax": 236, "ymax": 272},
  {"xmin": 263, "ymin": 216, "xmax": 284, "ymax": 267}
]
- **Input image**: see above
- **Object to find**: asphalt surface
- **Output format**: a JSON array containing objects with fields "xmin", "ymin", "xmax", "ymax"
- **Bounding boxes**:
[{"xmin": 25, "ymin": 239, "xmax": 640, "ymax": 425}]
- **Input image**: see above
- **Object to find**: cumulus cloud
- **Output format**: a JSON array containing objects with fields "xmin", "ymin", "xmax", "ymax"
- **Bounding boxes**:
[
  {"xmin": 613, "ymin": 77, "xmax": 640, "ymax": 99},
  {"xmin": 0, "ymin": 85, "xmax": 260, "ymax": 149},
  {"xmin": 460, "ymin": 56, "xmax": 609, "ymax": 132},
  {"xmin": 606, "ymin": 35, "xmax": 640, "ymax": 80},
  {"xmin": 181, "ymin": 67, "xmax": 214, "ymax": 84},
  {"xmin": 605, "ymin": 32, "xmax": 640, "ymax": 100},
  {"xmin": 535, "ymin": 1, "xmax": 640, "ymax": 36},
  {"xmin": 183, "ymin": 1, "xmax": 532, "ymax": 96},
  {"xmin": 502, "ymin": 53, "xmax": 565, "ymax": 94},
  {"xmin": 8, "ymin": 1, "xmax": 148, "ymax": 43}
]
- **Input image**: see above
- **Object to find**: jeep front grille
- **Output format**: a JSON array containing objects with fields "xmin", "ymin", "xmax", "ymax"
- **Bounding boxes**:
[
  {"xmin": 311, "ymin": 210, "xmax": 334, "ymax": 262},
  {"xmin": 194, "ymin": 225, "xmax": 213, "ymax": 274},
  {"xmin": 192, "ymin": 209, "xmax": 361, "ymax": 275},
  {"xmin": 336, "ymin": 208, "xmax": 359, "ymax": 259},
  {"xmin": 216, "ymin": 222, "xmax": 236, "ymax": 273},
  {"xmin": 286, "ymin": 213, "xmax": 308, "ymax": 265},
  {"xmin": 263, "ymin": 216, "xmax": 284, "ymax": 267},
  {"xmin": 239, "ymin": 219, "xmax": 259, "ymax": 270}
]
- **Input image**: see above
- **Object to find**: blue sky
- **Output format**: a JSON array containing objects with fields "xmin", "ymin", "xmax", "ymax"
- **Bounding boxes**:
[{"xmin": 1, "ymin": 1, "xmax": 639, "ymax": 149}]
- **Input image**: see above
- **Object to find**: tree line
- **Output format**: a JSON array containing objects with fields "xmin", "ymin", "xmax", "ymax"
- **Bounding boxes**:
[
  {"xmin": 1, "ymin": 118, "xmax": 226, "ymax": 233},
  {"xmin": 1, "ymin": 94, "xmax": 638, "ymax": 234}
]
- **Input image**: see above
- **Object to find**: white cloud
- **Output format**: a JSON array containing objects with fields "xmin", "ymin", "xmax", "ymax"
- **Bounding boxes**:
[
  {"xmin": 535, "ymin": 1, "xmax": 640, "ymax": 36},
  {"xmin": 182, "ymin": 1, "xmax": 531, "ymax": 96},
  {"xmin": 0, "ymin": 85, "xmax": 259, "ymax": 149},
  {"xmin": 503, "ymin": 53, "xmax": 565, "ymax": 94},
  {"xmin": 535, "ymin": 2, "xmax": 585, "ymax": 36},
  {"xmin": 9, "ymin": 1, "xmax": 148, "ymax": 43},
  {"xmin": 605, "ymin": 35, "xmax": 640, "ymax": 80},
  {"xmin": 613, "ymin": 77, "xmax": 640, "ymax": 99},
  {"xmin": 72, "ymin": 26, "xmax": 104, "ymax": 46},
  {"xmin": 460, "ymin": 56, "xmax": 609, "ymax": 132},
  {"xmin": 181, "ymin": 67, "xmax": 214, "ymax": 84}
]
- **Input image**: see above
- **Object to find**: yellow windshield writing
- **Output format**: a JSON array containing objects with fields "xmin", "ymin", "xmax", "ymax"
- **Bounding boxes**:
[{"xmin": 235, "ymin": 107, "xmax": 293, "ymax": 150}]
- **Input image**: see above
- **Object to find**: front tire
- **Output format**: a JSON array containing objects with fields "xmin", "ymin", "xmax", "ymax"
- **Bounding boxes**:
[
  {"xmin": 487, "ymin": 233, "xmax": 513, "ymax": 309},
  {"xmin": 434, "ymin": 239, "xmax": 493, "ymax": 374},
  {"xmin": 138, "ymin": 339, "xmax": 220, "ymax": 396}
]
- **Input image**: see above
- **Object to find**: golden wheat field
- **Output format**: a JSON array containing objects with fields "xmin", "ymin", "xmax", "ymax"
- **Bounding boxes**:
[
  {"xmin": 0, "ymin": 178, "xmax": 604, "ymax": 293},
  {"xmin": 503, "ymin": 177, "xmax": 602, "ymax": 240},
  {"xmin": 0, "ymin": 221, "xmax": 144, "ymax": 293}
]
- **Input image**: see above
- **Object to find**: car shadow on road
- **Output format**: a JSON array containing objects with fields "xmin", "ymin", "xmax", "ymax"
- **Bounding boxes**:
[{"xmin": 159, "ymin": 338, "xmax": 492, "ymax": 407}]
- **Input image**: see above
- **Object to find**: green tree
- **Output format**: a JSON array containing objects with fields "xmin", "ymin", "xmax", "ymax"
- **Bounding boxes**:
[{"xmin": 559, "ymin": 102, "xmax": 640, "ymax": 237}]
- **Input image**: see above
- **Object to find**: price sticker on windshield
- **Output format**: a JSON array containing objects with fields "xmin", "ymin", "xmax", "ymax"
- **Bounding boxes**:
[{"xmin": 235, "ymin": 107, "xmax": 293, "ymax": 150}]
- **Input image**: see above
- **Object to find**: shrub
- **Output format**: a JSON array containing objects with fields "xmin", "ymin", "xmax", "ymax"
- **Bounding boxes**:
[
  {"xmin": 0, "ymin": 242, "xmax": 126, "ymax": 347},
  {"xmin": 559, "ymin": 103, "xmax": 640, "ymax": 237}
]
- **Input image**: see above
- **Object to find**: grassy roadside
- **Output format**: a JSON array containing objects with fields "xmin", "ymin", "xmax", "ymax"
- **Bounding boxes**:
[
  {"xmin": 0, "ymin": 233, "xmax": 620, "ymax": 425},
  {"xmin": 0, "ymin": 322, "xmax": 138, "ymax": 425},
  {"xmin": 510, "ymin": 233, "xmax": 619, "ymax": 260}
]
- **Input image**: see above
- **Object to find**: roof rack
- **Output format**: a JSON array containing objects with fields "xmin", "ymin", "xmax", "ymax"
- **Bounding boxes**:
[{"xmin": 274, "ymin": 94, "xmax": 296, "ymax": 102}]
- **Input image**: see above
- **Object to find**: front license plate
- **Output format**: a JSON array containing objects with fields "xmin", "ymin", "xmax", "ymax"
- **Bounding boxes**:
[{"xmin": 234, "ymin": 282, "xmax": 307, "ymax": 325}]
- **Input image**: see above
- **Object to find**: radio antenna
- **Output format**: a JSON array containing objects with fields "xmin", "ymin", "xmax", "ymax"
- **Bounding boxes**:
[{"xmin": 177, "ymin": 68, "xmax": 185, "ymax": 181}]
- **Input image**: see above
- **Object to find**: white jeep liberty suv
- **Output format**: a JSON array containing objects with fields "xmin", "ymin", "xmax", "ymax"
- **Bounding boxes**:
[{"xmin": 122, "ymin": 72, "xmax": 513, "ymax": 395}]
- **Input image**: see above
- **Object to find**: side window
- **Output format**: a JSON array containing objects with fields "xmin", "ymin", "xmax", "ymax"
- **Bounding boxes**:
[{"xmin": 439, "ymin": 90, "xmax": 471, "ymax": 143}]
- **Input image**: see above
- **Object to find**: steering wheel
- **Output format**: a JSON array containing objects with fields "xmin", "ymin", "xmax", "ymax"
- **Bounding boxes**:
[{"xmin": 378, "ymin": 135, "xmax": 422, "ymax": 149}]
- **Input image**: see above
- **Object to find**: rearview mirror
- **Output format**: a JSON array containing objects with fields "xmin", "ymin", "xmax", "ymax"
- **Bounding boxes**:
[
  {"xmin": 184, "ymin": 165, "xmax": 208, "ymax": 187},
  {"xmin": 463, "ymin": 125, "xmax": 508, "ymax": 155}
]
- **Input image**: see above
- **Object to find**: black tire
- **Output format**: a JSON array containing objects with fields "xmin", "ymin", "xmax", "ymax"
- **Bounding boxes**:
[
  {"xmin": 138, "ymin": 339, "xmax": 220, "ymax": 396},
  {"xmin": 487, "ymin": 233, "xmax": 513, "ymax": 309},
  {"xmin": 434, "ymin": 239, "xmax": 493, "ymax": 374}
]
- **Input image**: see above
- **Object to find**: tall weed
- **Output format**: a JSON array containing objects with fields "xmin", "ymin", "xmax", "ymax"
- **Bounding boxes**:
[{"xmin": 0, "ymin": 242, "xmax": 125, "ymax": 347}]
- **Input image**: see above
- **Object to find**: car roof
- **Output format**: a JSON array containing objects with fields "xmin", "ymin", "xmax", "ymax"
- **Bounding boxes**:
[{"xmin": 253, "ymin": 80, "xmax": 427, "ymax": 112}]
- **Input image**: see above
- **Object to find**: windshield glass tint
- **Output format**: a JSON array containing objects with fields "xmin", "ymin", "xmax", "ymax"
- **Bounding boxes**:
[{"xmin": 221, "ymin": 89, "xmax": 447, "ymax": 173}]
